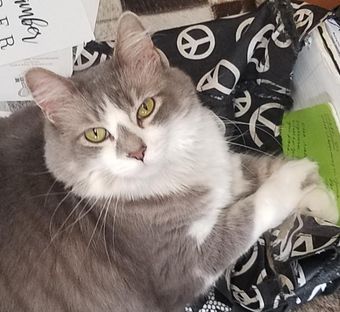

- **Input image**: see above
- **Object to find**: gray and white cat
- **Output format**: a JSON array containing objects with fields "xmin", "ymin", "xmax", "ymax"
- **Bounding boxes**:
[{"xmin": 0, "ymin": 12, "xmax": 338, "ymax": 312}]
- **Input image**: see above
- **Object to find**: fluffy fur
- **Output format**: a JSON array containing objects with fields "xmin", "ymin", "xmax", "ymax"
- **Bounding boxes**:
[{"xmin": 0, "ymin": 12, "xmax": 337, "ymax": 312}]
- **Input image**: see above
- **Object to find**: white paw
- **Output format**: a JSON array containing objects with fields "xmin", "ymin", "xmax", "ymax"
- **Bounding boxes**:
[
  {"xmin": 298, "ymin": 184, "xmax": 339, "ymax": 224},
  {"xmin": 253, "ymin": 158, "xmax": 320, "ymax": 237}
]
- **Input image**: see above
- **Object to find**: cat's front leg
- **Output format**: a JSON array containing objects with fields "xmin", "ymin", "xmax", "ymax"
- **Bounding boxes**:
[
  {"xmin": 195, "ymin": 158, "xmax": 321, "ymax": 293},
  {"xmin": 252, "ymin": 158, "xmax": 321, "ymax": 238}
]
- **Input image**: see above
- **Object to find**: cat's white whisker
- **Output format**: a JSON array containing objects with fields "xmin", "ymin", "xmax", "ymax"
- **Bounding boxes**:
[
  {"xmin": 219, "ymin": 116, "xmax": 282, "ymax": 147},
  {"xmin": 43, "ymin": 179, "xmax": 59, "ymax": 207},
  {"xmin": 67, "ymin": 197, "xmax": 99, "ymax": 233},
  {"xmin": 48, "ymin": 190, "xmax": 72, "ymax": 239},
  {"xmin": 85, "ymin": 198, "xmax": 108, "ymax": 254},
  {"xmin": 50, "ymin": 197, "xmax": 85, "ymax": 241},
  {"xmin": 25, "ymin": 170, "xmax": 51, "ymax": 176},
  {"xmin": 111, "ymin": 196, "xmax": 120, "ymax": 258},
  {"xmin": 218, "ymin": 116, "xmax": 246, "ymax": 145},
  {"xmin": 31, "ymin": 191, "xmax": 69, "ymax": 199},
  {"xmin": 102, "ymin": 196, "xmax": 117, "ymax": 285}
]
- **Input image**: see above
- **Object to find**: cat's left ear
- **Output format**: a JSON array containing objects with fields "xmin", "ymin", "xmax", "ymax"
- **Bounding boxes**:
[
  {"xmin": 25, "ymin": 68, "xmax": 76, "ymax": 124},
  {"xmin": 115, "ymin": 12, "xmax": 169, "ymax": 69}
]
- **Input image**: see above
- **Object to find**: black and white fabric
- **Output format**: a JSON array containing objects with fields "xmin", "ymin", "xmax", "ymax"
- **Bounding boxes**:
[
  {"xmin": 74, "ymin": 41, "xmax": 114, "ymax": 72},
  {"xmin": 205, "ymin": 216, "xmax": 340, "ymax": 312},
  {"xmin": 74, "ymin": 1, "xmax": 340, "ymax": 311},
  {"xmin": 182, "ymin": 215, "xmax": 340, "ymax": 312},
  {"xmin": 152, "ymin": 1, "xmax": 302, "ymax": 154}
]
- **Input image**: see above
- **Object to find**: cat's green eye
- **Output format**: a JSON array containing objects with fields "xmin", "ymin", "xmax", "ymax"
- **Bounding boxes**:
[
  {"xmin": 137, "ymin": 97, "xmax": 155, "ymax": 120},
  {"xmin": 84, "ymin": 127, "xmax": 108, "ymax": 143}
]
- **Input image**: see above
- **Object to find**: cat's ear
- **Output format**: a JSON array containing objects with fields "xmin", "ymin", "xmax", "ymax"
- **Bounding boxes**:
[
  {"xmin": 115, "ymin": 12, "xmax": 167, "ymax": 69},
  {"xmin": 25, "ymin": 68, "xmax": 75, "ymax": 124}
]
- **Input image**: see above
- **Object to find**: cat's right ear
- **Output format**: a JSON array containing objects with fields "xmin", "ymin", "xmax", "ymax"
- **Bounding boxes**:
[{"xmin": 25, "ymin": 68, "xmax": 75, "ymax": 124}]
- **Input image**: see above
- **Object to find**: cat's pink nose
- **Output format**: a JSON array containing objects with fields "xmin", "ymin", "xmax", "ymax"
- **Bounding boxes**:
[{"xmin": 127, "ymin": 146, "xmax": 147, "ymax": 161}]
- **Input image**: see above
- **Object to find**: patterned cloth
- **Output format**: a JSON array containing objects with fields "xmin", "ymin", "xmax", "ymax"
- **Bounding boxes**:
[
  {"xmin": 204, "ymin": 216, "xmax": 340, "ymax": 312},
  {"xmin": 183, "ymin": 215, "xmax": 340, "ymax": 312}
]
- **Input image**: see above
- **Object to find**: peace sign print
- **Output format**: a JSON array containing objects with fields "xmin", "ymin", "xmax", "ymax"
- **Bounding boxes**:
[
  {"xmin": 177, "ymin": 25, "xmax": 215, "ymax": 60},
  {"xmin": 234, "ymin": 90, "xmax": 252, "ymax": 118}
]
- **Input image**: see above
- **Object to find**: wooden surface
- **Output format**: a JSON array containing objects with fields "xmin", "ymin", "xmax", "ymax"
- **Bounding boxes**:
[{"xmin": 307, "ymin": 0, "xmax": 340, "ymax": 9}]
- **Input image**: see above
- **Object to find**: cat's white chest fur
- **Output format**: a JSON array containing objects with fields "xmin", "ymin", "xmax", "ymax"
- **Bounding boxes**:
[
  {"xmin": 187, "ymin": 133, "xmax": 235, "ymax": 246},
  {"xmin": 188, "ymin": 182, "xmax": 232, "ymax": 246}
]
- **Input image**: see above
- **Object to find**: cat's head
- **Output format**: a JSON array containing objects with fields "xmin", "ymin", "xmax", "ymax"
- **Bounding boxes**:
[{"xmin": 25, "ymin": 13, "xmax": 225, "ymax": 200}]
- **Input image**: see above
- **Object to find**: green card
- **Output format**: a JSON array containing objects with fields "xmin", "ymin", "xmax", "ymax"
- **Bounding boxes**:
[{"xmin": 281, "ymin": 103, "xmax": 340, "ymax": 225}]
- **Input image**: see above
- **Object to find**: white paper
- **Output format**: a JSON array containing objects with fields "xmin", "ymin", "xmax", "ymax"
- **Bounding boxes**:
[
  {"xmin": 82, "ymin": 0, "xmax": 100, "ymax": 31},
  {"xmin": 325, "ymin": 19, "xmax": 340, "ymax": 64},
  {"xmin": 292, "ymin": 26, "xmax": 340, "ymax": 118},
  {"xmin": 0, "ymin": 0, "xmax": 94, "ymax": 66},
  {"xmin": 0, "ymin": 101, "xmax": 10, "ymax": 115},
  {"xmin": 0, "ymin": 111, "xmax": 10, "ymax": 117},
  {"xmin": 73, "ymin": 0, "xmax": 100, "ymax": 61},
  {"xmin": 0, "ymin": 48, "xmax": 73, "ymax": 101}
]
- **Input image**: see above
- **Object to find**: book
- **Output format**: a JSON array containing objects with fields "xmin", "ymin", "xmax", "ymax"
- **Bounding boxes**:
[{"xmin": 281, "ymin": 103, "xmax": 340, "ymax": 225}]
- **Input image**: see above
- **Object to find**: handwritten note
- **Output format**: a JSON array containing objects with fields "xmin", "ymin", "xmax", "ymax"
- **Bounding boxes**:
[
  {"xmin": 281, "ymin": 103, "xmax": 340, "ymax": 224},
  {"xmin": 0, "ymin": 0, "xmax": 94, "ymax": 66}
]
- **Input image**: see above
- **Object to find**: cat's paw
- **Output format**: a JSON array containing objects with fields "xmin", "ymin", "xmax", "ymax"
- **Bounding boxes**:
[
  {"xmin": 253, "ymin": 158, "xmax": 320, "ymax": 237},
  {"xmin": 284, "ymin": 159, "xmax": 339, "ymax": 223},
  {"xmin": 298, "ymin": 184, "xmax": 339, "ymax": 224},
  {"xmin": 274, "ymin": 158, "xmax": 321, "ymax": 205}
]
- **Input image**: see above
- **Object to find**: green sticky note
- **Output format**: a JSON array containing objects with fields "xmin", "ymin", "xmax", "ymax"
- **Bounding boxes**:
[{"xmin": 281, "ymin": 103, "xmax": 340, "ymax": 225}]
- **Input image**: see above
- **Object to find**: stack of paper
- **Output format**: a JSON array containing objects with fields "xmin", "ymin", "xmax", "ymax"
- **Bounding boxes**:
[
  {"xmin": 0, "ymin": 0, "xmax": 99, "ymax": 104},
  {"xmin": 292, "ymin": 18, "xmax": 340, "ymax": 120}
]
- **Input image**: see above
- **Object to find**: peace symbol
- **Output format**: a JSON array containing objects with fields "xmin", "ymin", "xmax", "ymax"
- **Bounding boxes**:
[{"xmin": 177, "ymin": 25, "xmax": 215, "ymax": 60}]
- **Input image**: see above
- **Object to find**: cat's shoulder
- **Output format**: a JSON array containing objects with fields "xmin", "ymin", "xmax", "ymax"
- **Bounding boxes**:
[
  {"xmin": 0, "ymin": 105, "xmax": 44, "ymax": 145},
  {"xmin": 0, "ymin": 105, "xmax": 45, "ymax": 175}
]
